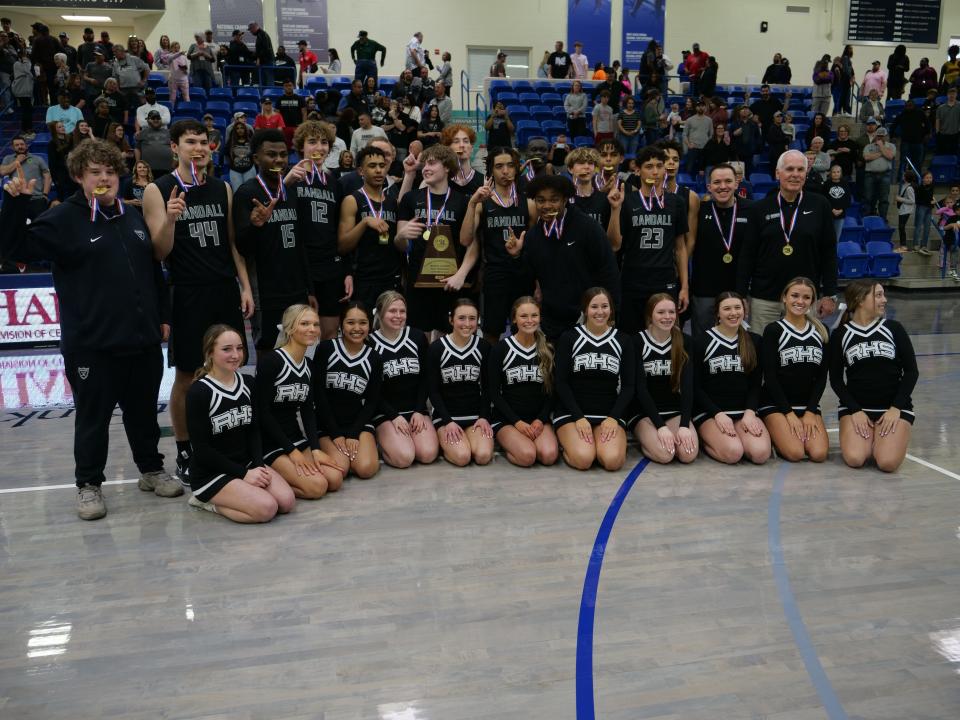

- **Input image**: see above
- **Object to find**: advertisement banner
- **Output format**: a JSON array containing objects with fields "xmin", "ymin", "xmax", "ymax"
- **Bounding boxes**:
[
  {"xmin": 277, "ymin": 0, "xmax": 329, "ymax": 62},
  {"xmin": 0, "ymin": 286, "xmax": 60, "ymax": 348},
  {"xmin": 567, "ymin": 0, "xmax": 611, "ymax": 68},
  {"xmin": 210, "ymin": 0, "xmax": 264, "ymax": 46},
  {"xmin": 622, "ymin": 0, "xmax": 666, "ymax": 70}
]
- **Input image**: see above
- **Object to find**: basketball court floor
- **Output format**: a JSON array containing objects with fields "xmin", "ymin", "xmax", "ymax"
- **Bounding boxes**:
[{"xmin": 1, "ymin": 293, "xmax": 959, "ymax": 719}]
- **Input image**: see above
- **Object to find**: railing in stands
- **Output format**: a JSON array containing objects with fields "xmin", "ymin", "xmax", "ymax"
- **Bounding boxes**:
[
  {"xmin": 474, "ymin": 92, "xmax": 487, "ymax": 136},
  {"xmin": 460, "ymin": 69, "xmax": 470, "ymax": 116}
]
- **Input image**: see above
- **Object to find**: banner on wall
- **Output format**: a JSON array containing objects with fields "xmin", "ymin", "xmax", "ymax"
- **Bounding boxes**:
[
  {"xmin": 210, "ymin": 0, "xmax": 264, "ymax": 46},
  {"xmin": 277, "ymin": 0, "xmax": 329, "ymax": 62},
  {"xmin": 622, "ymin": 0, "xmax": 666, "ymax": 70},
  {"xmin": 567, "ymin": 0, "xmax": 611, "ymax": 68}
]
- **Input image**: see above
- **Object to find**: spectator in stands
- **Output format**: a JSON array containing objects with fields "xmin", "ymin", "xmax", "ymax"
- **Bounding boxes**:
[
  {"xmin": 781, "ymin": 112, "xmax": 797, "ymax": 143},
  {"xmin": 861, "ymin": 126, "xmax": 895, "ymax": 218},
  {"xmin": 435, "ymin": 51, "xmax": 452, "ymax": 87},
  {"xmin": 708, "ymin": 97, "xmax": 728, "ymax": 126},
  {"xmin": 122, "ymin": 160, "xmax": 153, "ymax": 211},
  {"xmin": 340, "ymin": 79, "xmax": 368, "ymax": 128},
  {"xmin": 547, "ymin": 40, "xmax": 573, "ymax": 79},
  {"xmin": 594, "ymin": 74, "xmax": 623, "ymax": 114},
  {"xmin": 861, "ymin": 60, "xmax": 887, "ymax": 100},
  {"xmin": 135, "ymin": 110, "xmax": 172, "ymax": 178},
  {"xmin": 83, "ymin": 49, "xmax": 113, "ymax": 106},
  {"xmin": 47, "ymin": 121, "xmax": 76, "ymax": 200},
  {"xmin": 154, "ymin": 35, "xmax": 171, "ymax": 69},
  {"xmin": 46, "ymin": 89, "xmax": 84, "ymax": 133},
  {"xmin": 592, "ymin": 90, "xmax": 615, "ymax": 145},
  {"xmin": 762, "ymin": 53, "xmax": 787, "ymax": 85},
  {"xmin": 428, "ymin": 81, "xmax": 452, "ymax": 124},
  {"xmin": 106, "ymin": 122, "xmax": 134, "ymax": 173},
  {"xmin": 335, "ymin": 108, "xmax": 354, "ymax": 146},
  {"xmin": 71, "ymin": 119, "xmax": 93, "ymax": 147},
  {"xmin": 914, "ymin": 171, "xmax": 935, "ymax": 255},
  {"xmin": 418, "ymin": 104, "xmax": 444, "ymax": 148},
  {"xmin": 297, "ymin": 40, "xmax": 318, "ymax": 88},
  {"xmin": 249, "ymin": 22, "xmax": 274, "ymax": 82},
  {"xmin": 30, "ymin": 22, "xmax": 60, "ymax": 105},
  {"xmin": 805, "ymin": 112, "xmax": 830, "ymax": 145},
  {"xmin": 592, "ymin": 62, "xmax": 606, "ymax": 81},
  {"xmin": 254, "ymin": 97, "xmax": 286, "ymax": 131},
  {"xmin": 134, "ymin": 87, "xmax": 169, "ymax": 134},
  {"xmin": 700, "ymin": 122, "xmax": 736, "ymax": 176},
  {"xmin": 617, "ymin": 96, "xmax": 642, "ymax": 156},
  {"xmin": 0, "ymin": 135, "xmax": 51, "ymax": 215},
  {"xmin": 895, "ymin": 170, "xmax": 917, "ymax": 252},
  {"xmin": 939, "ymin": 45, "xmax": 960, "ymax": 94},
  {"xmin": 351, "ymin": 111, "xmax": 388, "ymax": 155},
  {"xmin": 0, "ymin": 32, "xmax": 16, "ymax": 94},
  {"xmin": 824, "ymin": 164, "xmax": 851, "ymax": 239},
  {"xmin": 829, "ymin": 56, "xmax": 845, "ymax": 115},
  {"xmin": 684, "ymin": 100, "xmax": 713, "ymax": 174},
  {"xmin": 335, "ymin": 149, "xmax": 354, "ymax": 177},
  {"xmin": 892, "ymin": 99, "xmax": 928, "ymax": 181},
  {"xmin": 827, "ymin": 123, "xmax": 858, "ymax": 179},
  {"xmin": 58, "ymin": 32, "xmax": 77, "ymax": 73},
  {"xmin": 698, "ymin": 56, "xmax": 718, "ymax": 99},
  {"xmin": 405, "ymin": 31, "xmax": 426, "ymax": 72},
  {"xmin": 909, "ymin": 57, "xmax": 938, "ymax": 99},
  {"xmin": 52, "ymin": 53, "xmax": 71, "ymax": 97},
  {"xmin": 685, "ymin": 42, "xmax": 709, "ymax": 95},
  {"xmin": 112, "ymin": 45, "xmax": 148, "ymax": 109},
  {"xmin": 935, "ymin": 86, "xmax": 960, "ymax": 155},
  {"xmin": 277, "ymin": 78, "xmax": 305, "ymax": 145},
  {"xmin": 485, "ymin": 100, "xmax": 514, "ymax": 148},
  {"xmin": 564, "ymin": 80, "xmax": 587, "ymax": 138},
  {"xmin": 76, "ymin": 27, "xmax": 98, "ymax": 69},
  {"xmin": 730, "ymin": 107, "xmax": 761, "ymax": 176},
  {"xmin": 489, "ymin": 51, "xmax": 507, "ymax": 78},
  {"xmin": 274, "ymin": 46, "xmax": 297, "ymax": 85},
  {"xmin": 749, "ymin": 85, "xmax": 782, "ymax": 132},
  {"xmin": 765, "ymin": 111, "xmax": 790, "ymax": 170},
  {"xmin": 224, "ymin": 120, "xmax": 255, "ymax": 189},
  {"xmin": 226, "ymin": 29, "xmax": 253, "ymax": 86},
  {"xmin": 166, "ymin": 42, "xmax": 190, "ymax": 103},
  {"xmin": 203, "ymin": 114, "xmax": 222, "ymax": 152},
  {"xmin": 187, "ymin": 32, "xmax": 216, "ymax": 92},
  {"xmin": 320, "ymin": 48, "xmax": 341, "ymax": 76},
  {"xmin": 351, "ymin": 31, "xmax": 385, "ymax": 85},
  {"xmin": 838, "ymin": 45, "xmax": 855, "ymax": 114},
  {"xmin": 811, "ymin": 57, "xmax": 833, "ymax": 115},
  {"xmin": 98, "ymin": 78, "xmax": 128, "ymax": 125},
  {"xmin": 859, "ymin": 89, "xmax": 884, "ymax": 125},
  {"xmin": 805, "ymin": 136, "xmax": 831, "ymax": 181},
  {"xmin": 642, "ymin": 90, "xmax": 662, "ymax": 144},
  {"xmin": 391, "ymin": 70, "xmax": 416, "ymax": 102},
  {"xmin": 570, "ymin": 42, "xmax": 589, "ymax": 80},
  {"xmin": 414, "ymin": 65, "xmax": 435, "ymax": 105},
  {"xmin": 886, "ymin": 45, "xmax": 909, "ymax": 101},
  {"xmin": 92, "ymin": 97, "xmax": 112, "ymax": 137}
]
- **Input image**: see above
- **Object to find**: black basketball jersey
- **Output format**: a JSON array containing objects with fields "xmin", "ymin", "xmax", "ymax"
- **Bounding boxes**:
[
  {"xmin": 255, "ymin": 347, "xmax": 319, "ymax": 452},
  {"xmin": 636, "ymin": 329, "xmax": 692, "ymax": 423},
  {"xmin": 693, "ymin": 328, "xmax": 761, "ymax": 417},
  {"xmin": 313, "ymin": 338, "xmax": 382, "ymax": 438},
  {"xmin": 488, "ymin": 335, "xmax": 552, "ymax": 424},
  {"xmin": 618, "ymin": 190, "xmax": 688, "ymax": 290},
  {"xmin": 351, "ymin": 188, "xmax": 401, "ymax": 284},
  {"xmin": 185, "ymin": 372, "xmax": 261, "ymax": 480},
  {"xmin": 554, "ymin": 325, "xmax": 635, "ymax": 422},
  {"xmin": 480, "ymin": 193, "xmax": 529, "ymax": 277},
  {"xmin": 154, "ymin": 173, "xmax": 234, "ymax": 285},
  {"xmin": 760, "ymin": 319, "xmax": 827, "ymax": 414},
  {"xmin": 428, "ymin": 334, "xmax": 490, "ymax": 425},
  {"xmin": 829, "ymin": 318, "xmax": 918, "ymax": 414},
  {"xmin": 398, "ymin": 187, "xmax": 470, "ymax": 283},
  {"xmin": 572, "ymin": 189, "xmax": 610, "ymax": 229},
  {"xmin": 450, "ymin": 169, "xmax": 485, "ymax": 197},
  {"xmin": 293, "ymin": 171, "xmax": 344, "ymax": 282},
  {"xmin": 371, "ymin": 326, "xmax": 429, "ymax": 420},
  {"xmin": 233, "ymin": 176, "xmax": 310, "ymax": 304}
]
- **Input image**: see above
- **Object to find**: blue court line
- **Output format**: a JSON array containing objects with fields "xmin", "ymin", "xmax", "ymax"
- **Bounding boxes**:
[
  {"xmin": 575, "ymin": 458, "xmax": 649, "ymax": 720},
  {"xmin": 768, "ymin": 463, "xmax": 849, "ymax": 720}
]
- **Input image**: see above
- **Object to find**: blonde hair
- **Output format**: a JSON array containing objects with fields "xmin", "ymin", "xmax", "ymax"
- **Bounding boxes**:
[
  {"xmin": 511, "ymin": 296, "xmax": 554, "ymax": 394},
  {"xmin": 374, "ymin": 290, "xmax": 406, "ymax": 330},
  {"xmin": 565, "ymin": 147, "xmax": 601, "ymax": 170},
  {"xmin": 274, "ymin": 304, "xmax": 319, "ymax": 348},
  {"xmin": 781, "ymin": 276, "xmax": 828, "ymax": 342},
  {"xmin": 194, "ymin": 324, "xmax": 245, "ymax": 380},
  {"xmin": 644, "ymin": 293, "xmax": 688, "ymax": 394},
  {"xmin": 293, "ymin": 120, "xmax": 335, "ymax": 153}
]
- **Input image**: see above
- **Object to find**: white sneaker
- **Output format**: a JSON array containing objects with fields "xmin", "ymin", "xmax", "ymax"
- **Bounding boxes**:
[
  {"xmin": 77, "ymin": 485, "xmax": 106, "ymax": 520},
  {"xmin": 187, "ymin": 494, "xmax": 219, "ymax": 514}
]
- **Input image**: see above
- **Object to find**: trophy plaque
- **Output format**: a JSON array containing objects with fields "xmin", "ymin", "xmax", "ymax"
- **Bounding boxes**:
[{"xmin": 415, "ymin": 225, "xmax": 468, "ymax": 288}]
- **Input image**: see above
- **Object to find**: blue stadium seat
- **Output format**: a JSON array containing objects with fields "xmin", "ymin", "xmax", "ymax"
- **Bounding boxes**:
[
  {"xmin": 513, "ymin": 81, "xmax": 534, "ymax": 93},
  {"xmin": 862, "ymin": 215, "xmax": 896, "ymax": 244},
  {"xmin": 262, "ymin": 88, "xmax": 284, "ymax": 99},
  {"xmin": 533, "ymin": 81, "xmax": 553, "ymax": 92},
  {"xmin": 232, "ymin": 101, "xmax": 259, "ymax": 115},
  {"xmin": 305, "ymin": 77, "xmax": 326, "ymax": 90},
  {"xmin": 515, "ymin": 120, "xmax": 541, "ymax": 147},
  {"xmin": 175, "ymin": 101, "xmax": 204, "ymax": 118},
  {"xmin": 523, "ymin": 135, "xmax": 547, "ymax": 150},
  {"xmin": 519, "ymin": 92, "xmax": 541, "ymax": 105},
  {"xmin": 840, "ymin": 216, "xmax": 864, "ymax": 246},
  {"xmin": 506, "ymin": 105, "xmax": 530, "ymax": 120},
  {"xmin": 236, "ymin": 87, "xmax": 261, "ymax": 100},
  {"xmin": 208, "ymin": 87, "xmax": 233, "ymax": 99},
  {"xmin": 540, "ymin": 92, "xmax": 563, "ymax": 106},
  {"xmin": 930, "ymin": 155, "xmax": 958, "ymax": 183},
  {"xmin": 496, "ymin": 91, "xmax": 519, "ymax": 105},
  {"xmin": 837, "ymin": 241, "xmax": 870, "ymax": 278},
  {"xmin": 866, "ymin": 241, "xmax": 902, "ymax": 277},
  {"xmin": 574, "ymin": 136, "xmax": 594, "ymax": 147},
  {"xmin": 530, "ymin": 105, "xmax": 553, "ymax": 120},
  {"xmin": 750, "ymin": 172, "xmax": 776, "ymax": 195},
  {"xmin": 147, "ymin": 73, "xmax": 166, "ymax": 88},
  {"xmin": 552, "ymin": 105, "xmax": 568, "ymax": 119},
  {"xmin": 189, "ymin": 87, "xmax": 207, "ymax": 101},
  {"xmin": 541, "ymin": 120, "xmax": 566, "ymax": 135},
  {"xmin": 555, "ymin": 82, "xmax": 572, "ymax": 94},
  {"xmin": 205, "ymin": 100, "xmax": 232, "ymax": 120},
  {"xmin": 154, "ymin": 87, "xmax": 170, "ymax": 100}
]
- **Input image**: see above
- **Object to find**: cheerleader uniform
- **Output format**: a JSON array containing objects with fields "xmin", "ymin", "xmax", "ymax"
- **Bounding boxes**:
[
  {"xmin": 829, "ymin": 317, "xmax": 918, "ymax": 424},
  {"xmin": 692, "ymin": 328, "xmax": 762, "ymax": 427},
  {"xmin": 631, "ymin": 330, "xmax": 694, "ymax": 429},
  {"xmin": 758, "ymin": 319, "xmax": 828, "ymax": 418},
  {"xmin": 428, "ymin": 334, "xmax": 491, "ymax": 428},
  {"xmin": 553, "ymin": 324, "xmax": 636, "ymax": 428},
  {"xmin": 255, "ymin": 348, "xmax": 321, "ymax": 463},
  {"xmin": 185, "ymin": 373, "xmax": 261, "ymax": 503},
  {"xmin": 487, "ymin": 335, "xmax": 553, "ymax": 431},
  {"xmin": 313, "ymin": 338, "xmax": 383, "ymax": 438},
  {"xmin": 371, "ymin": 326, "xmax": 430, "ymax": 424}
]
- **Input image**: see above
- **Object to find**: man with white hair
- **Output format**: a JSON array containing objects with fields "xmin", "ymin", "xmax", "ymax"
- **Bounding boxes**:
[
  {"xmin": 736, "ymin": 149, "xmax": 838, "ymax": 334},
  {"xmin": 406, "ymin": 31, "xmax": 426, "ymax": 72}
]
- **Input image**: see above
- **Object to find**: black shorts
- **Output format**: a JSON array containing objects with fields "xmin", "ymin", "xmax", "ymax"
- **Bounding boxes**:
[
  {"xmin": 626, "ymin": 410, "xmax": 681, "ymax": 430},
  {"xmin": 352, "ymin": 276, "xmax": 401, "ymax": 314},
  {"xmin": 838, "ymin": 406, "xmax": 915, "ymax": 424},
  {"xmin": 757, "ymin": 404, "xmax": 822, "ymax": 419},
  {"xmin": 263, "ymin": 438, "xmax": 309, "ymax": 465},
  {"xmin": 372, "ymin": 409, "xmax": 419, "ymax": 427},
  {"xmin": 552, "ymin": 413, "xmax": 626, "ymax": 430},
  {"xmin": 432, "ymin": 415, "xmax": 480, "ymax": 429},
  {"xmin": 693, "ymin": 409, "xmax": 745, "ymax": 428},
  {"xmin": 318, "ymin": 425, "xmax": 375, "ymax": 438},
  {"xmin": 481, "ymin": 272, "xmax": 535, "ymax": 336},
  {"xmin": 407, "ymin": 286, "xmax": 475, "ymax": 334},
  {"xmin": 490, "ymin": 411, "xmax": 543, "ymax": 432},
  {"xmin": 169, "ymin": 281, "xmax": 244, "ymax": 372},
  {"xmin": 190, "ymin": 461, "xmax": 252, "ymax": 503},
  {"xmin": 313, "ymin": 275, "xmax": 346, "ymax": 318}
]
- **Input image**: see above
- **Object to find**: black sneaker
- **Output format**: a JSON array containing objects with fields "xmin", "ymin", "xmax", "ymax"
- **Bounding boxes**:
[{"xmin": 176, "ymin": 451, "xmax": 191, "ymax": 488}]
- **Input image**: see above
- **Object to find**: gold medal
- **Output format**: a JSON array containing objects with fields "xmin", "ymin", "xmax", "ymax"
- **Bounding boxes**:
[
  {"xmin": 782, "ymin": 245, "xmax": 794, "ymax": 256},
  {"xmin": 93, "ymin": 186, "xmax": 109, "ymax": 196},
  {"xmin": 722, "ymin": 253, "xmax": 733, "ymax": 264},
  {"xmin": 379, "ymin": 233, "xmax": 389, "ymax": 245},
  {"xmin": 422, "ymin": 229, "xmax": 430, "ymax": 240}
]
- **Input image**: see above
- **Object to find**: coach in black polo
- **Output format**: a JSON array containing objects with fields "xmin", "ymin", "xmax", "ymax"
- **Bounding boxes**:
[{"xmin": 736, "ymin": 149, "xmax": 837, "ymax": 335}]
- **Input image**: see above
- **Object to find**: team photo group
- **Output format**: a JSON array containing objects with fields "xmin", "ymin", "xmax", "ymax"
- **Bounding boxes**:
[{"xmin": 0, "ymin": 112, "xmax": 918, "ymax": 523}]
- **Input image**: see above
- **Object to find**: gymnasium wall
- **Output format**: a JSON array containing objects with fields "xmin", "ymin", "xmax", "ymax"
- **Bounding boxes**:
[{"xmin": 3, "ymin": 0, "xmax": 957, "ymax": 90}]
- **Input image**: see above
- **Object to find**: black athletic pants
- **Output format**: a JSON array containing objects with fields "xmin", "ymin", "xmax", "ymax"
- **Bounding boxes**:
[{"xmin": 64, "ymin": 345, "xmax": 165, "ymax": 488}]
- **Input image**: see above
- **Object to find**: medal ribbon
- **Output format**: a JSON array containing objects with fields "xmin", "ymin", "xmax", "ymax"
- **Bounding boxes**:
[
  {"xmin": 543, "ymin": 211, "xmax": 566, "ymax": 239},
  {"xmin": 256, "ymin": 173, "xmax": 286, "ymax": 202},
  {"xmin": 89, "ymin": 196, "xmax": 125, "ymax": 223},
  {"xmin": 425, "ymin": 188, "xmax": 450, "ymax": 229},
  {"xmin": 306, "ymin": 161, "xmax": 327, "ymax": 186},
  {"xmin": 492, "ymin": 183, "xmax": 516, "ymax": 208},
  {"xmin": 359, "ymin": 187, "xmax": 384, "ymax": 221},
  {"xmin": 457, "ymin": 164, "xmax": 475, "ymax": 185},
  {"xmin": 638, "ymin": 186, "xmax": 662, "ymax": 212},
  {"xmin": 712, "ymin": 202, "xmax": 738, "ymax": 255},
  {"xmin": 777, "ymin": 191, "xmax": 803, "ymax": 250}
]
